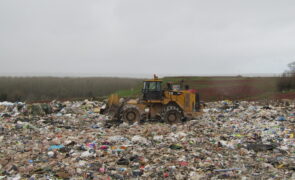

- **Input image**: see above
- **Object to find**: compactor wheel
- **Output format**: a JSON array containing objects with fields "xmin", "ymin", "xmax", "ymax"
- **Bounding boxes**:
[
  {"xmin": 163, "ymin": 106, "xmax": 183, "ymax": 124},
  {"xmin": 121, "ymin": 106, "xmax": 140, "ymax": 124}
]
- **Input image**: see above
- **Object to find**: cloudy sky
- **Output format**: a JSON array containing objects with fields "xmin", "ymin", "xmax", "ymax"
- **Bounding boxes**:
[{"xmin": 0, "ymin": 0, "xmax": 295, "ymax": 77}]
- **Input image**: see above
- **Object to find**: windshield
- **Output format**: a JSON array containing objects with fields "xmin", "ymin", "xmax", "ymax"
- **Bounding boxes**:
[{"xmin": 143, "ymin": 81, "xmax": 161, "ymax": 91}]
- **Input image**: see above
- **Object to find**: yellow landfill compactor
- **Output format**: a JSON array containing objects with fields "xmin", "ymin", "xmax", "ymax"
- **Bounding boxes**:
[{"xmin": 101, "ymin": 75, "xmax": 202, "ymax": 124}]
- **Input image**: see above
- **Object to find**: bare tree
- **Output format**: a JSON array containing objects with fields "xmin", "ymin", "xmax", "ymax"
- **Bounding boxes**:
[
  {"xmin": 277, "ymin": 61, "xmax": 295, "ymax": 91},
  {"xmin": 287, "ymin": 61, "xmax": 295, "ymax": 76}
]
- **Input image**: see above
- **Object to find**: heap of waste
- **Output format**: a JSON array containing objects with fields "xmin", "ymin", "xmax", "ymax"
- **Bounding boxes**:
[{"xmin": 0, "ymin": 99, "xmax": 294, "ymax": 179}]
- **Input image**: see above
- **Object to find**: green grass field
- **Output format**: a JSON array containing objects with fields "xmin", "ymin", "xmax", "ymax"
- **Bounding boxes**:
[{"xmin": 0, "ymin": 77, "xmax": 142, "ymax": 102}]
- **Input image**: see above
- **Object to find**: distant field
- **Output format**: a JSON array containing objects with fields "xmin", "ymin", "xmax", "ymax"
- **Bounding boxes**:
[
  {"xmin": 1, "ymin": 76, "xmax": 294, "ymax": 103},
  {"xmin": 164, "ymin": 76, "xmax": 278, "ymax": 101},
  {"xmin": 0, "ymin": 77, "xmax": 142, "ymax": 102},
  {"xmin": 117, "ymin": 76, "xmax": 295, "ymax": 101}
]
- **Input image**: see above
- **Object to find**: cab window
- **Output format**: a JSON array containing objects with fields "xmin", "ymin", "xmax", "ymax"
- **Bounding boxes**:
[{"xmin": 143, "ymin": 81, "xmax": 161, "ymax": 91}]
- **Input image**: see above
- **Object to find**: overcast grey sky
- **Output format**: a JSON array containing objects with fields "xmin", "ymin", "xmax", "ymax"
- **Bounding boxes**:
[{"xmin": 0, "ymin": 0, "xmax": 295, "ymax": 77}]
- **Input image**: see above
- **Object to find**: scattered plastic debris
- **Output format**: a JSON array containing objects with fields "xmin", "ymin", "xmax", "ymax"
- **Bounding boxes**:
[
  {"xmin": 48, "ymin": 145, "xmax": 65, "ymax": 151},
  {"xmin": 214, "ymin": 168, "xmax": 241, "ymax": 172},
  {"xmin": 0, "ymin": 99, "xmax": 294, "ymax": 179}
]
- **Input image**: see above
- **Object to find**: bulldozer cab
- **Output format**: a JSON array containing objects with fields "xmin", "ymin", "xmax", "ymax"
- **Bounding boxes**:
[{"xmin": 142, "ymin": 79, "xmax": 162, "ymax": 100}]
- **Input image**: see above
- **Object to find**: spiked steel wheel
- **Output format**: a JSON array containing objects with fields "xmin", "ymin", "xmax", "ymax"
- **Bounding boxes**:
[
  {"xmin": 121, "ymin": 106, "xmax": 140, "ymax": 124},
  {"xmin": 163, "ymin": 105, "xmax": 183, "ymax": 124}
]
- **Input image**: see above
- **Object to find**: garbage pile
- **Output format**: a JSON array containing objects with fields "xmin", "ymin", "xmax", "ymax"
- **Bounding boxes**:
[{"xmin": 0, "ymin": 100, "xmax": 294, "ymax": 179}]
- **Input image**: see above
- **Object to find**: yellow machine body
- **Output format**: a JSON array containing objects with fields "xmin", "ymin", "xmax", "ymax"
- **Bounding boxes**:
[{"xmin": 104, "ymin": 75, "xmax": 202, "ymax": 123}]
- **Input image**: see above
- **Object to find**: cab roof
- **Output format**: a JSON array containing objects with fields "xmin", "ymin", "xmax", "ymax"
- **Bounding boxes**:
[
  {"xmin": 144, "ymin": 79, "xmax": 162, "ymax": 82},
  {"xmin": 144, "ymin": 75, "xmax": 162, "ymax": 82}
]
